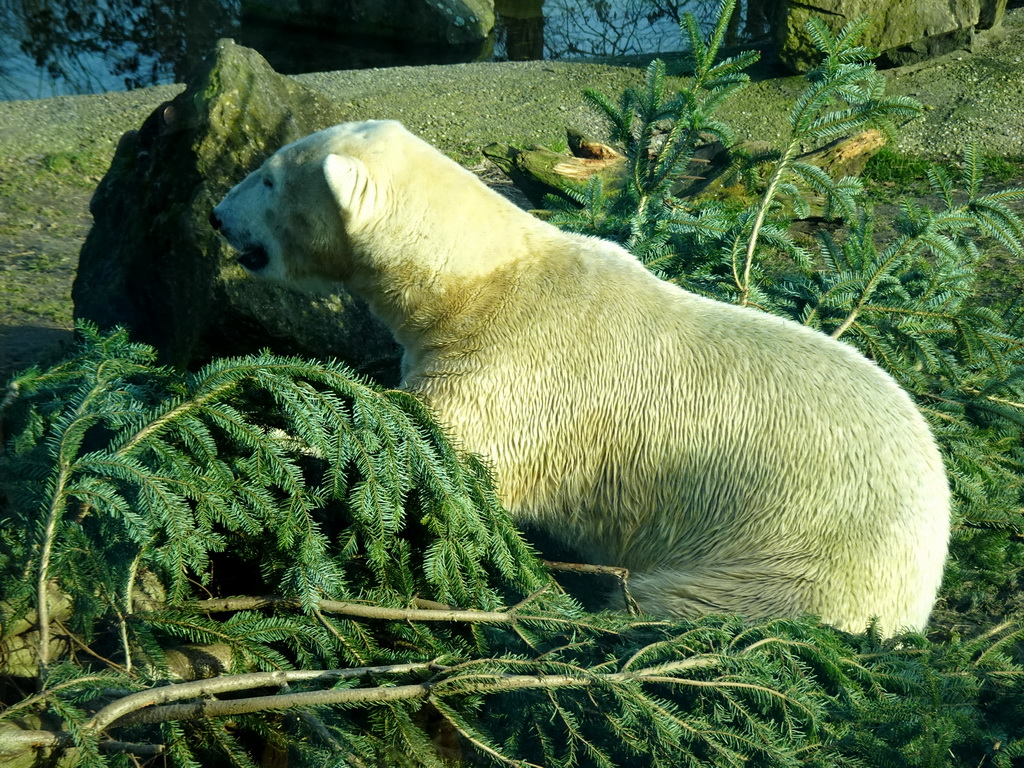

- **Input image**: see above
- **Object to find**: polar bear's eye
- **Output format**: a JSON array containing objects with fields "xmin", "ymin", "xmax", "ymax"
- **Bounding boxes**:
[{"xmin": 263, "ymin": 178, "xmax": 274, "ymax": 189}]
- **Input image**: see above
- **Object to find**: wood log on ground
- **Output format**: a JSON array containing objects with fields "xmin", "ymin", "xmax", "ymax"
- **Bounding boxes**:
[
  {"xmin": 485, "ymin": 128, "xmax": 887, "ymax": 213},
  {"xmin": 799, "ymin": 129, "xmax": 886, "ymax": 179},
  {"xmin": 483, "ymin": 130, "xmax": 627, "ymax": 208}
]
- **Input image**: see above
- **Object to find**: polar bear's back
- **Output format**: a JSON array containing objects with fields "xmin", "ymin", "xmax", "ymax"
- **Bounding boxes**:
[{"xmin": 410, "ymin": 229, "xmax": 949, "ymax": 635}]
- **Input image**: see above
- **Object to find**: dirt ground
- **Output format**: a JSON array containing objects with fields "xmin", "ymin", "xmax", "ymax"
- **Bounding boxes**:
[
  {"xmin": 0, "ymin": 161, "xmax": 95, "ymax": 381},
  {"xmin": 3, "ymin": 10, "xmax": 1024, "ymax": 383}
]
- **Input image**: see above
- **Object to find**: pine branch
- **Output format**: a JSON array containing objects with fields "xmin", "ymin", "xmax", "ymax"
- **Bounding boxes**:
[{"xmin": 739, "ymin": 141, "xmax": 801, "ymax": 304}]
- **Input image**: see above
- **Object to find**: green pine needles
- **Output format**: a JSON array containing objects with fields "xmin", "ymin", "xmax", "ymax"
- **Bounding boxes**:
[
  {"xmin": 0, "ymin": 324, "xmax": 563, "ymax": 764},
  {"xmin": 2, "ymin": 328, "xmax": 1022, "ymax": 767},
  {"xmin": 3, "ymin": 1, "xmax": 1024, "ymax": 765},
  {"xmin": 1, "ymin": 322, "xmax": 550, "ymax": 633}
]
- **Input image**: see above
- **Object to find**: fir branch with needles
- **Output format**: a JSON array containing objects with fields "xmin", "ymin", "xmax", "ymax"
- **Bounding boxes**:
[
  {"xmin": 3, "ymin": 325, "xmax": 1024, "ymax": 767},
  {"xmin": 4, "ymin": 2, "xmax": 1024, "ymax": 765}
]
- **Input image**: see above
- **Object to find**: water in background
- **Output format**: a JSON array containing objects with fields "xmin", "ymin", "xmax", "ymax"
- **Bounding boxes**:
[{"xmin": 0, "ymin": 0, "xmax": 777, "ymax": 101}]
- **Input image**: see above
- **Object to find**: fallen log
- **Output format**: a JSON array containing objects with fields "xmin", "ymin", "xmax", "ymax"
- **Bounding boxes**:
[{"xmin": 485, "ymin": 128, "xmax": 886, "ymax": 213}]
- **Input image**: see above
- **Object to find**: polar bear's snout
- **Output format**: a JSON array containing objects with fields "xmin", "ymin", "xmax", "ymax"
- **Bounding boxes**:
[
  {"xmin": 211, "ymin": 214, "xmax": 270, "ymax": 272},
  {"xmin": 210, "ymin": 191, "xmax": 275, "ymax": 274}
]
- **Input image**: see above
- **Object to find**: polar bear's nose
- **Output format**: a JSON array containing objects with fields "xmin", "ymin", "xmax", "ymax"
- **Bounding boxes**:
[{"xmin": 209, "ymin": 210, "xmax": 222, "ymax": 231}]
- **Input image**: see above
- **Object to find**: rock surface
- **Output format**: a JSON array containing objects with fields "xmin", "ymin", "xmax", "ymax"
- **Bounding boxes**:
[
  {"xmin": 73, "ymin": 39, "xmax": 400, "ymax": 380},
  {"xmin": 241, "ymin": 0, "xmax": 494, "ymax": 47},
  {"xmin": 776, "ymin": 0, "xmax": 1008, "ymax": 72}
]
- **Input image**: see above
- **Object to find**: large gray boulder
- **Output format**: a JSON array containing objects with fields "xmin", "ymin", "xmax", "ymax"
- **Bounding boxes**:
[
  {"xmin": 776, "ymin": 0, "xmax": 1008, "ymax": 72},
  {"xmin": 242, "ymin": 0, "xmax": 494, "ymax": 47},
  {"xmin": 73, "ymin": 39, "xmax": 401, "ymax": 381}
]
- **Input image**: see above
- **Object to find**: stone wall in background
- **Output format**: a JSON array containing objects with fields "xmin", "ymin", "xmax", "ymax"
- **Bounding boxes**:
[
  {"xmin": 242, "ymin": 0, "xmax": 495, "ymax": 48},
  {"xmin": 775, "ymin": 0, "xmax": 1009, "ymax": 71}
]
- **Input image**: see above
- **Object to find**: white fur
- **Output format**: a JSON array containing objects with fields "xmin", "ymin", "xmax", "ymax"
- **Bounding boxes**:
[{"xmin": 213, "ymin": 120, "xmax": 951, "ymax": 636}]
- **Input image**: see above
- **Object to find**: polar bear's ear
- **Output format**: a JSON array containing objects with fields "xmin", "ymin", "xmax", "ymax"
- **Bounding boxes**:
[{"xmin": 323, "ymin": 154, "xmax": 376, "ymax": 226}]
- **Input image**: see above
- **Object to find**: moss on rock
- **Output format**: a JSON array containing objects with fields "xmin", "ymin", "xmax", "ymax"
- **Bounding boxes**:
[{"xmin": 73, "ymin": 39, "xmax": 400, "ymax": 380}]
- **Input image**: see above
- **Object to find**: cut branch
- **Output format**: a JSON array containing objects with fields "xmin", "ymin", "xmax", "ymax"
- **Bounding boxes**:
[
  {"xmin": 118, "ymin": 681, "xmax": 432, "ymax": 726},
  {"xmin": 190, "ymin": 596, "xmax": 518, "ymax": 623},
  {"xmin": 113, "ymin": 673, "xmax": 595, "ymax": 728},
  {"xmin": 184, "ymin": 593, "xmax": 615, "ymax": 631},
  {"xmin": 87, "ymin": 662, "xmax": 435, "ymax": 732}
]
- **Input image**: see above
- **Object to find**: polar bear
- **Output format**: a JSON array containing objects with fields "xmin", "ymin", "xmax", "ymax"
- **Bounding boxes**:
[{"xmin": 211, "ymin": 120, "xmax": 950, "ymax": 636}]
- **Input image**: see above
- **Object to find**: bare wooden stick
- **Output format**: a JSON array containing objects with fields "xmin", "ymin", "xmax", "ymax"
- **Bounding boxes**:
[
  {"xmin": 189, "ymin": 596, "xmax": 517, "ymax": 623},
  {"xmin": 110, "ymin": 673, "xmax": 593, "ymax": 728},
  {"xmin": 87, "ymin": 662, "xmax": 434, "ymax": 733},
  {"xmin": 542, "ymin": 560, "xmax": 642, "ymax": 615}
]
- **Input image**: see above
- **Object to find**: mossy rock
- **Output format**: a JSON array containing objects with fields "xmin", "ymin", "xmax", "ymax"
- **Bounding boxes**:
[
  {"xmin": 775, "ymin": 0, "xmax": 999, "ymax": 72},
  {"xmin": 73, "ymin": 39, "xmax": 400, "ymax": 381}
]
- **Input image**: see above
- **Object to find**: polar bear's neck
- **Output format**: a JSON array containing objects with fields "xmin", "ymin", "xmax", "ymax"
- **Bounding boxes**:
[
  {"xmin": 346, "ymin": 168, "xmax": 560, "ymax": 361},
  {"xmin": 353, "ymin": 225, "xmax": 556, "ymax": 362}
]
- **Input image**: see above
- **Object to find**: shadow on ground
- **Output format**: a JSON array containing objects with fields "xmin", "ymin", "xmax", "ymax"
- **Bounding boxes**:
[{"xmin": 0, "ymin": 324, "xmax": 75, "ymax": 383}]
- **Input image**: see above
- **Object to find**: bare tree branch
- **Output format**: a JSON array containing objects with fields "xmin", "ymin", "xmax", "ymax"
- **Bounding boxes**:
[{"xmin": 87, "ymin": 662, "xmax": 435, "ymax": 732}]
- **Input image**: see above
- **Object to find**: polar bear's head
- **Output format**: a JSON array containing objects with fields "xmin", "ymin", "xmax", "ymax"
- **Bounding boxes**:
[
  {"xmin": 211, "ymin": 120, "xmax": 406, "ymax": 288},
  {"xmin": 212, "ymin": 120, "xmax": 535, "ymax": 296},
  {"xmin": 212, "ymin": 119, "xmax": 557, "ymax": 339}
]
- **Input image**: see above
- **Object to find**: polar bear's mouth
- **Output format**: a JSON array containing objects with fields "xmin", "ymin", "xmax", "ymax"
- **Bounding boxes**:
[{"xmin": 236, "ymin": 245, "xmax": 269, "ymax": 272}]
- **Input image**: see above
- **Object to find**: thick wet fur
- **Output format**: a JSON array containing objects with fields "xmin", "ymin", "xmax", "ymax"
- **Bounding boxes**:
[{"xmin": 213, "ymin": 120, "xmax": 951, "ymax": 636}]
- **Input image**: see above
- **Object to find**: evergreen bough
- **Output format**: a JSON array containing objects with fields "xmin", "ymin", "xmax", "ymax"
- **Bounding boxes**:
[
  {"xmin": 2, "ymin": 2, "xmax": 1024, "ymax": 765},
  {"xmin": 549, "ymin": 0, "xmax": 1024, "ymax": 615},
  {"xmin": 1, "ymin": 326, "xmax": 1021, "ymax": 767}
]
